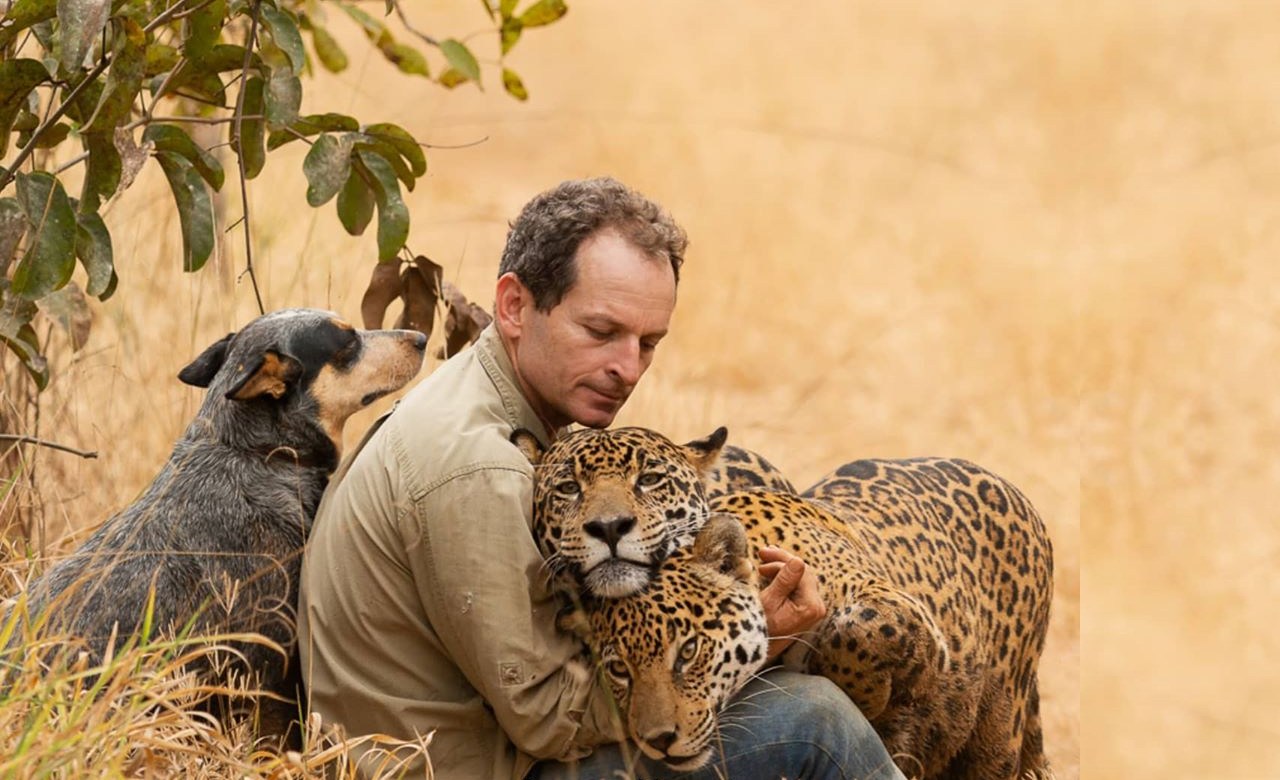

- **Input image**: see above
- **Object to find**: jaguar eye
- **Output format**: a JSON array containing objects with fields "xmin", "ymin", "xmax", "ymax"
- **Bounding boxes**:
[
  {"xmin": 605, "ymin": 659, "xmax": 630, "ymax": 681},
  {"xmin": 555, "ymin": 480, "xmax": 581, "ymax": 497},
  {"xmin": 636, "ymin": 472, "xmax": 664, "ymax": 489},
  {"xmin": 678, "ymin": 636, "xmax": 699, "ymax": 663}
]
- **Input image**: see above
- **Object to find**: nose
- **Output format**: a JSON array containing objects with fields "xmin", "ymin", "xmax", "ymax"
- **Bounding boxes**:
[
  {"xmin": 605, "ymin": 337, "xmax": 644, "ymax": 386},
  {"xmin": 642, "ymin": 728, "xmax": 678, "ymax": 755},
  {"xmin": 408, "ymin": 331, "xmax": 427, "ymax": 351},
  {"xmin": 583, "ymin": 515, "xmax": 637, "ymax": 554}
]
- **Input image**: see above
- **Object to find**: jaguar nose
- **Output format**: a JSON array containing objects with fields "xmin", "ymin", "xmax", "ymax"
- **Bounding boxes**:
[
  {"xmin": 583, "ymin": 515, "xmax": 637, "ymax": 554},
  {"xmin": 642, "ymin": 728, "xmax": 678, "ymax": 755}
]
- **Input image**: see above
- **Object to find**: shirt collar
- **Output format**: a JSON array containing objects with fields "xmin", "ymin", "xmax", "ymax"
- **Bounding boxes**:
[{"xmin": 474, "ymin": 323, "xmax": 563, "ymax": 449}]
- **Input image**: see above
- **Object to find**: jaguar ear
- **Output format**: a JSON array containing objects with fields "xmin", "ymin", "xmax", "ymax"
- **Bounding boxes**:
[
  {"xmin": 510, "ymin": 428, "xmax": 546, "ymax": 464},
  {"xmin": 682, "ymin": 426, "xmax": 727, "ymax": 475},
  {"xmin": 691, "ymin": 512, "xmax": 755, "ymax": 586}
]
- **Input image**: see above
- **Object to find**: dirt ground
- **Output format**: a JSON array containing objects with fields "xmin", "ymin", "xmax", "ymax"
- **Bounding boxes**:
[{"xmin": 22, "ymin": 1, "xmax": 1280, "ymax": 777}]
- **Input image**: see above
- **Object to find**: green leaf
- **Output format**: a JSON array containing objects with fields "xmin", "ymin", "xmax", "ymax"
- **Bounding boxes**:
[
  {"xmin": 303, "ymin": 132, "xmax": 354, "ymax": 207},
  {"xmin": 518, "ymin": 0, "xmax": 566, "ymax": 27},
  {"xmin": 502, "ymin": 68, "xmax": 528, "ymax": 101},
  {"xmin": 356, "ymin": 150, "xmax": 409, "ymax": 262},
  {"xmin": 308, "ymin": 21, "xmax": 348, "ymax": 73},
  {"xmin": 0, "ymin": 59, "xmax": 51, "ymax": 158},
  {"xmin": 74, "ymin": 209, "xmax": 115, "ymax": 298},
  {"xmin": 0, "ymin": 0, "xmax": 58, "ymax": 51},
  {"xmin": 362, "ymin": 122, "xmax": 426, "ymax": 176},
  {"xmin": 85, "ymin": 19, "xmax": 145, "ymax": 133},
  {"xmin": 500, "ymin": 17, "xmax": 522, "ymax": 55},
  {"xmin": 28, "ymin": 122, "xmax": 71, "ymax": 148},
  {"xmin": 265, "ymin": 66, "xmax": 301, "ymax": 130},
  {"xmin": 380, "ymin": 42, "xmax": 429, "ymax": 78},
  {"xmin": 56, "ymin": 0, "xmax": 111, "ymax": 74},
  {"xmin": 0, "ymin": 309, "xmax": 49, "ymax": 391},
  {"xmin": 144, "ymin": 43, "xmax": 181, "ymax": 77},
  {"xmin": 142, "ymin": 124, "xmax": 225, "ymax": 191},
  {"xmin": 0, "ymin": 199, "xmax": 28, "ymax": 278},
  {"xmin": 11, "ymin": 172, "xmax": 77, "ymax": 300},
  {"xmin": 339, "ymin": 3, "xmax": 386, "ymax": 39},
  {"xmin": 499, "ymin": 0, "xmax": 518, "ymax": 18},
  {"xmin": 79, "ymin": 131, "xmax": 121, "ymax": 212},
  {"xmin": 260, "ymin": 4, "xmax": 306, "ymax": 74},
  {"xmin": 237, "ymin": 75, "xmax": 266, "ymax": 179},
  {"xmin": 183, "ymin": 0, "xmax": 226, "ymax": 64},
  {"xmin": 155, "ymin": 152, "xmax": 215, "ymax": 272},
  {"xmin": 440, "ymin": 39, "xmax": 481, "ymax": 85},
  {"xmin": 336, "ymin": 167, "xmax": 375, "ymax": 236},
  {"xmin": 267, "ymin": 112, "xmax": 359, "ymax": 150},
  {"xmin": 437, "ymin": 68, "xmax": 467, "ymax": 90},
  {"xmin": 352, "ymin": 137, "xmax": 414, "ymax": 191}
]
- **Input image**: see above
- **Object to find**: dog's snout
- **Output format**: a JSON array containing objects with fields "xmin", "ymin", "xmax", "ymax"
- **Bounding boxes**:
[
  {"xmin": 408, "ymin": 331, "xmax": 427, "ymax": 351},
  {"xmin": 584, "ymin": 515, "xmax": 637, "ymax": 553}
]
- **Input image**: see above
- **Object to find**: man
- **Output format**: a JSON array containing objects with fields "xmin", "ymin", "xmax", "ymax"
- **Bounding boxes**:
[{"xmin": 298, "ymin": 178, "xmax": 903, "ymax": 779}]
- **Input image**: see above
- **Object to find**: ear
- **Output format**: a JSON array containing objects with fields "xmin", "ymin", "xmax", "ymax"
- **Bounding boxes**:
[
  {"xmin": 225, "ymin": 351, "xmax": 303, "ymax": 401},
  {"xmin": 178, "ymin": 333, "xmax": 235, "ymax": 387},
  {"xmin": 690, "ymin": 513, "xmax": 755, "ymax": 585},
  {"xmin": 494, "ymin": 272, "xmax": 531, "ymax": 341},
  {"xmin": 510, "ymin": 428, "xmax": 546, "ymax": 464},
  {"xmin": 681, "ymin": 426, "xmax": 728, "ymax": 475}
]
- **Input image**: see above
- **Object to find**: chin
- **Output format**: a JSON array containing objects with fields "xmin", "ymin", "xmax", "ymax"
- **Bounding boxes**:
[{"xmin": 584, "ymin": 560, "xmax": 652, "ymax": 598}]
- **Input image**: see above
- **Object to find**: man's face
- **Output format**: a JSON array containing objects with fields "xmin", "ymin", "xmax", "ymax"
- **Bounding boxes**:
[{"xmin": 513, "ymin": 229, "xmax": 677, "ymax": 430}]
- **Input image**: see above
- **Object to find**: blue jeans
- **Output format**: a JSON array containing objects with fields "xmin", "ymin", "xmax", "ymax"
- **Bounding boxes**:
[{"xmin": 532, "ymin": 670, "xmax": 905, "ymax": 780}]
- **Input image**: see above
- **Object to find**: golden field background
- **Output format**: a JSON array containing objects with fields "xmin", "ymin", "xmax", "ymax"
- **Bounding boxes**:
[{"xmin": 14, "ymin": 0, "xmax": 1280, "ymax": 776}]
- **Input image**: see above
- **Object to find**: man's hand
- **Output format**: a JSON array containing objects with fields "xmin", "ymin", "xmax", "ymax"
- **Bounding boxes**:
[{"xmin": 758, "ymin": 546, "xmax": 827, "ymax": 661}]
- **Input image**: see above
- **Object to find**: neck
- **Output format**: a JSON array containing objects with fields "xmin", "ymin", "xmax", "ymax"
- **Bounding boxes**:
[{"xmin": 499, "ymin": 332, "xmax": 564, "ymax": 438}]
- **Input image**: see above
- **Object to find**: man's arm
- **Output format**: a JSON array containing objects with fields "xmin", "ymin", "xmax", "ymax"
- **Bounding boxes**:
[
  {"xmin": 758, "ymin": 546, "xmax": 828, "ymax": 660},
  {"xmin": 409, "ymin": 465, "xmax": 622, "ymax": 759}
]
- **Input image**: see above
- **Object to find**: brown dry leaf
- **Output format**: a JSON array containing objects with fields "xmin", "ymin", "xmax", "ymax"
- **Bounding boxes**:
[
  {"xmin": 114, "ymin": 127, "xmax": 153, "ymax": 197},
  {"xmin": 395, "ymin": 257, "xmax": 442, "ymax": 337},
  {"xmin": 359, "ymin": 262, "xmax": 404, "ymax": 329},
  {"xmin": 436, "ymin": 280, "xmax": 493, "ymax": 359}
]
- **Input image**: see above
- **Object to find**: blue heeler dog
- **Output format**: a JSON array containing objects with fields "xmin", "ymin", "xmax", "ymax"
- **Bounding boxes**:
[{"xmin": 12, "ymin": 308, "xmax": 427, "ymax": 739}]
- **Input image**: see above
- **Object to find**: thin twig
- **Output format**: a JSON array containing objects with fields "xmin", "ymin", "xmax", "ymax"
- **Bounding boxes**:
[
  {"xmin": 232, "ymin": 1, "xmax": 266, "ymax": 315},
  {"xmin": 0, "ymin": 435, "xmax": 98, "ymax": 459},
  {"xmin": 391, "ymin": 0, "xmax": 440, "ymax": 48}
]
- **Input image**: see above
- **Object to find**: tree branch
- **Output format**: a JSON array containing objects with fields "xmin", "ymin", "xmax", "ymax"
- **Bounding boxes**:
[
  {"xmin": 391, "ymin": 0, "xmax": 440, "ymax": 48},
  {"xmin": 0, "ymin": 434, "xmax": 98, "ymax": 459},
  {"xmin": 232, "ymin": 2, "xmax": 266, "ymax": 316}
]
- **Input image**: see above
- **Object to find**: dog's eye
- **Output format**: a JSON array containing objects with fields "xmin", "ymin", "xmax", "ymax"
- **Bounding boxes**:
[
  {"xmin": 555, "ymin": 480, "xmax": 580, "ymax": 497},
  {"xmin": 636, "ymin": 472, "xmax": 664, "ymax": 489},
  {"xmin": 333, "ymin": 340, "xmax": 360, "ymax": 368}
]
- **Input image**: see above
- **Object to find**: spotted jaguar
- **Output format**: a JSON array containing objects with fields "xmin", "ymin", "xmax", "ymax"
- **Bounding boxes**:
[{"xmin": 516, "ymin": 426, "xmax": 1054, "ymax": 780}]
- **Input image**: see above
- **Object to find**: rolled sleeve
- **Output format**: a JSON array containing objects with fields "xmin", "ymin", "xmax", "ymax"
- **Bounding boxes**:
[{"xmin": 408, "ymin": 463, "xmax": 622, "ymax": 761}]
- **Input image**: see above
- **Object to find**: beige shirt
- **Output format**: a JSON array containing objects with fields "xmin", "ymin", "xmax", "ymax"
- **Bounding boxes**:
[{"xmin": 298, "ymin": 325, "xmax": 621, "ymax": 780}]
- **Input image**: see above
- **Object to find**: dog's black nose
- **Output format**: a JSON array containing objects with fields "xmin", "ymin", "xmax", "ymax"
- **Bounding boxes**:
[{"xmin": 410, "ymin": 331, "xmax": 427, "ymax": 350}]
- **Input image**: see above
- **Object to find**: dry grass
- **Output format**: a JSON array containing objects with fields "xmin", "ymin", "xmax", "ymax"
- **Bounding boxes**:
[{"xmin": 58, "ymin": 0, "xmax": 1280, "ymax": 776}]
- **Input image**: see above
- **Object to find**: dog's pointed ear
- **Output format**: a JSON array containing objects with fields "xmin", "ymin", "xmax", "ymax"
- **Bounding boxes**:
[
  {"xmin": 510, "ymin": 428, "xmax": 546, "ymax": 464},
  {"xmin": 178, "ymin": 333, "xmax": 236, "ymax": 388},
  {"xmin": 225, "ymin": 351, "xmax": 304, "ymax": 401},
  {"xmin": 691, "ymin": 512, "xmax": 755, "ymax": 585},
  {"xmin": 682, "ymin": 426, "xmax": 728, "ymax": 475}
]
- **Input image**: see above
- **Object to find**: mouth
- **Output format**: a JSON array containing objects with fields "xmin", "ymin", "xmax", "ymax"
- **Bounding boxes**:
[
  {"xmin": 359, "ymin": 387, "xmax": 397, "ymax": 406},
  {"xmin": 583, "ymin": 558, "xmax": 653, "ymax": 598}
]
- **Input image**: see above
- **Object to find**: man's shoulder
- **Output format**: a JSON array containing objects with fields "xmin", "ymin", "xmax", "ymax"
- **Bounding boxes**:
[{"xmin": 378, "ymin": 353, "xmax": 533, "ymax": 493}]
